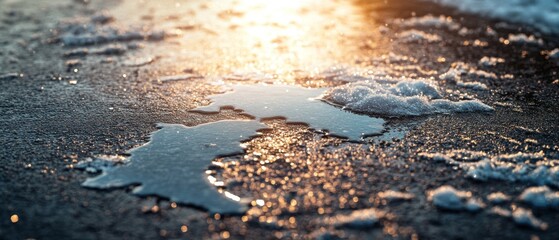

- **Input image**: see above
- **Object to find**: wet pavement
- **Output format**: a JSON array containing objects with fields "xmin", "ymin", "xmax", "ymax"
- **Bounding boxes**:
[{"xmin": 1, "ymin": 0, "xmax": 559, "ymax": 239}]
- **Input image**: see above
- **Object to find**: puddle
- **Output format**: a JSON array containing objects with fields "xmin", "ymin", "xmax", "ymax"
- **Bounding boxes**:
[
  {"xmin": 83, "ymin": 120, "xmax": 267, "ymax": 214},
  {"xmin": 193, "ymin": 84, "xmax": 386, "ymax": 141}
]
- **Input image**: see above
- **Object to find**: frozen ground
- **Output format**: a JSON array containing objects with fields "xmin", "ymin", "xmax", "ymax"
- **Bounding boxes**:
[{"xmin": 1, "ymin": 0, "xmax": 559, "ymax": 239}]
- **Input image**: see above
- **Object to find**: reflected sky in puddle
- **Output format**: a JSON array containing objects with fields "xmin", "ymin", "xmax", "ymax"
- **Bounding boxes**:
[
  {"xmin": 193, "ymin": 84, "xmax": 385, "ymax": 141},
  {"xmin": 83, "ymin": 120, "xmax": 267, "ymax": 214},
  {"xmin": 81, "ymin": 83, "xmax": 386, "ymax": 215}
]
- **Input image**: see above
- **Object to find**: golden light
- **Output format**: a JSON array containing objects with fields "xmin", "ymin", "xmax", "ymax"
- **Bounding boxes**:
[
  {"xmin": 10, "ymin": 214, "xmax": 19, "ymax": 223},
  {"xmin": 220, "ymin": 231, "xmax": 231, "ymax": 239},
  {"xmin": 110, "ymin": 0, "xmax": 374, "ymax": 82},
  {"xmin": 212, "ymin": 0, "xmax": 367, "ymax": 79}
]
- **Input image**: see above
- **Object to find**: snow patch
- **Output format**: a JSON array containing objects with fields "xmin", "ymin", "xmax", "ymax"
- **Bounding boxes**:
[
  {"xmin": 439, "ymin": 62, "xmax": 499, "ymax": 90},
  {"xmin": 440, "ymin": 62, "xmax": 498, "ymax": 82},
  {"xmin": 420, "ymin": 149, "xmax": 487, "ymax": 162},
  {"xmin": 489, "ymin": 206, "xmax": 512, "ymax": 217},
  {"xmin": 428, "ymin": 186, "xmax": 485, "ymax": 211},
  {"xmin": 420, "ymin": 150, "xmax": 559, "ymax": 187},
  {"xmin": 366, "ymin": 53, "xmax": 418, "ymax": 64},
  {"xmin": 487, "ymin": 192, "xmax": 510, "ymax": 204},
  {"xmin": 512, "ymin": 208, "xmax": 548, "ymax": 230},
  {"xmin": 395, "ymin": 15, "xmax": 460, "ymax": 31},
  {"xmin": 495, "ymin": 152, "xmax": 545, "ymax": 162},
  {"xmin": 458, "ymin": 27, "xmax": 472, "ymax": 36},
  {"xmin": 324, "ymin": 79, "xmax": 493, "ymax": 117},
  {"xmin": 377, "ymin": 190, "xmax": 415, "ymax": 201},
  {"xmin": 470, "ymin": 70, "xmax": 498, "ymax": 80},
  {"xmin": 326, "ymin": 208, "xmax": 385, "ymax": 229},
  {"xmin": 478, "ymin": 57, "xmax": 505, "ymax": 67},
  {"xmin": 489, "ymin": 206, "xmax": 548, "ymax": 230},
  {"xmin": 519, "ymin": 186, "xmax": 559, "ymax": 208},
  {"xmin": 398, "ymin": 30, "xmax": 442, "ymax": 43},
  {"xmin": 456, "ymin": 81, "xmax": 488, "ymax": 90},
  {"xmin": 504, "ymin": 34, "xmax": 544, "ymax": 46},
  {"xmin": 485, "ymin": 27, "xmax": 498, "ymax": 36},
  {"xmin": 548, "ymin": 49, "xmax": 559, "ymax": 59}
]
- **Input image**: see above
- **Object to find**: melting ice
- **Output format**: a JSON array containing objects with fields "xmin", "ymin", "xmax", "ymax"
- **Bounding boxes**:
[
  {"xmin": 428, "ymin": 185, "xmax": 485, "ymax": 212},
  {"xmin": 420, "ymin": 150, "xmax": 559, "ymax": 187},
  {"xmin": 394, "ymin": 14, "xmax": 461, "ymax": 31},
  {"xmin": 325, "ymin": 208, "xmax": 386, "ymax": 229},
  {"xmin": 324, "ymin": 80, "xmax": 493, "ymax": 117},
  {"xmin": 519, "ymin": 186, "xmax": 559, "ymax": 209},
  {"xmin": 397, "ymin": 30, "xmax": 442, "ymax": 43}
]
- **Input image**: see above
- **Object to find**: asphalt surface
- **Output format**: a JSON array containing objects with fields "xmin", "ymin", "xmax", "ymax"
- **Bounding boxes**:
[{"xmin": 1, "ymin": 0, "xmax": 559, "ymax": 239}]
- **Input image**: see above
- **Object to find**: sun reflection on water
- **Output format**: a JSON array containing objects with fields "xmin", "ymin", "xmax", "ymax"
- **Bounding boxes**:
[{"xmin": 111, "ymin": 0, "xmax": 375, "ymax": 82}]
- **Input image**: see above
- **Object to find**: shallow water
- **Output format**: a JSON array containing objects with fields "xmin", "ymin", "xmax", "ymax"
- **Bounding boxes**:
[
  {"xmin": 83, "ymin": 120, "xmax": 267, "ymax": 214},
  {"xmin": 193, "ymin": 84, "xmax": 385, "ymax": 140}
]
